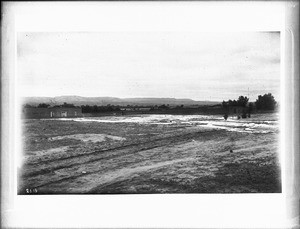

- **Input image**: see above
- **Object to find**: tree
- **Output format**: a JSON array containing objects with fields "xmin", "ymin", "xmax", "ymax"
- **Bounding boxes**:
[
  {"xmin": 158, "ymin": 104, "xmax": 169, "ymax": 109},
  {"xmin": 255, "ymin": 93, "xmax": 276, "ymax": 110},
  {"xmin": 37, "ymin": 103, "xmax": 50, "ymax": 108},
  {"xmin": 230, "ymin": 100, "xmax": 238, "ymax": 106},
  {"xmin": 248, "ymin": 102, "xmax": 254, "ymax": 117},
  {"xmin": 222, "ymin": 100, "xmax": 228, "ymax": 108},
  {"xmin": 61, "ymin": 102, "xmax": 75, "ymax": 108},
  {"xmin": 223, "ymin": 96, "xmax": 249, "ymax": 107},
  {"xmin": 237, "ymin": 96, "xmax": 249, "ymax": 107}
]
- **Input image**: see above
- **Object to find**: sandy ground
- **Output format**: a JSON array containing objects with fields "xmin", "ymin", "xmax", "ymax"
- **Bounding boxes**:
[{"xmin": 18, "ymin": 113, "xmax": 281, "ymax": 194}]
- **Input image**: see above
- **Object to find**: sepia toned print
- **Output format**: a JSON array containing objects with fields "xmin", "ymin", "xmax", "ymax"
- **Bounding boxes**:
[{"xmin": 18, "ymin": 32, "xmax": 281, "ymax": 194}]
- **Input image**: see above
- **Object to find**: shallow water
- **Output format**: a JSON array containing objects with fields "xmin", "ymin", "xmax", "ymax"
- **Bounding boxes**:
[{"xmin": 51, "ymin": 113, "xmax": 279, "ymax": 134}]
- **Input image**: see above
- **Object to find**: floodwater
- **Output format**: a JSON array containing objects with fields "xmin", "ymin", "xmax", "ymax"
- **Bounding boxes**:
[{"xmin": 55, "ymin": 113, "xmax": 279, "ymax": 134}]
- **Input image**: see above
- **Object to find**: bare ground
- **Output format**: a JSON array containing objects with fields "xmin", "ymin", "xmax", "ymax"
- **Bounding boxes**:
[{"xmin": 18, "ymin": 115, "xmax": 281, "ymax": 194}]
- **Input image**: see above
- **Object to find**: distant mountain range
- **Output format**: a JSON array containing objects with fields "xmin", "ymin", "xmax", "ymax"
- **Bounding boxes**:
[{"xmin": 22, "ymin": 96, "xmax": 220, "ymax": 106}]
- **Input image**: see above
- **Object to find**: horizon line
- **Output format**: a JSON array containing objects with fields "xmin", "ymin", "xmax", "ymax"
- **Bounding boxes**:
[{"xmin": 22, "ymin": 95, "xmax": 222, "ymax": 102}]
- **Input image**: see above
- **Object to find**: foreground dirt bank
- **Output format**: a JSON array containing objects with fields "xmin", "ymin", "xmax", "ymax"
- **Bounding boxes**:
[{"xmin": 19, "ymin": 114, "xmax": 281, "ymax": 194}]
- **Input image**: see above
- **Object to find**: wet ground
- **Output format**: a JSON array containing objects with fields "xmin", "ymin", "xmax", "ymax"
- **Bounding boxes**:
[{"xmin": 18, "ymin": 113, "xmax": 281, "ymax": 194}]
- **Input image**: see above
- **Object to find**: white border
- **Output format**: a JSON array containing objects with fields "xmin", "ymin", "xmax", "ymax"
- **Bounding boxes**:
[{"xmin": 2, "ymin": 1, "xmax": 297, "ymax": 228}]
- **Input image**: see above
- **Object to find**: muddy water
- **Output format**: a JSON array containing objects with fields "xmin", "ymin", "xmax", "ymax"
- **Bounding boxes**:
[{"xmin": 55, "ymin": 113, "xmax": 279, "ymax": 134}]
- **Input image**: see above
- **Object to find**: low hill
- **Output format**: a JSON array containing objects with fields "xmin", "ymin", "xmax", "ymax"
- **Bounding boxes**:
[{"xmin": 22, "ymin": 96, "xmax": 220, "ymax": 107}]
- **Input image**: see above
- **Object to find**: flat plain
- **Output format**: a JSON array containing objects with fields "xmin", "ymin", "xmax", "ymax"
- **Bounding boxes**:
[{"xmin": 18, "ymin": 113, "xmax": 281, "ymax": 194}]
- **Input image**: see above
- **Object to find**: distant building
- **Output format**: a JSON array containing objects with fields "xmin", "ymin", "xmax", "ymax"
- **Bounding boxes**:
[
  {"xmin": 120, "ymin": 107, "xmax": 151, "ymax": 111},
  {"xmin": 120, "ymin": 108, "xmax": 135, "ymax": 111},
  {"xmin": 22, "ymin": 107, "xmax": 82, "ymax": 119},
  {"xmin": 136, "ymin": 107, "xmax": 151, "ymax": 111}
]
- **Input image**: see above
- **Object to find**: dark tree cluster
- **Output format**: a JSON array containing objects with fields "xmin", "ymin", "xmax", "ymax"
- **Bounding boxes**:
[
  {"xmin": 53, "ymin": 102, "xmax": 76, "ymax": 108},
  {"xmin": 37, "ymin": 103, "xmax": 50, "ymax": 108},
  {"xmin": 157, "ymin": 104, "xmax": 170, "ymax": 110},
  {"xmin": 24, "ymin": 103, "xmax": 78, "ymax": 108},
  {"xmin": 222, "ymin": 93, "xmax": 277, "ymax": 111},
  {"xmin": 222, "ymin": 96, "xmax": 249, "ymax": 108},
  {"xmin": 255, "ymin": 93, "xmax": 277, "ymax": 110}
]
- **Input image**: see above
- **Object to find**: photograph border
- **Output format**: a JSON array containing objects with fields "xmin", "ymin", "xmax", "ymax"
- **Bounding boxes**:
[{"xmin": 1, "ymin": 1, "xmax": 299, "ymax": 228}]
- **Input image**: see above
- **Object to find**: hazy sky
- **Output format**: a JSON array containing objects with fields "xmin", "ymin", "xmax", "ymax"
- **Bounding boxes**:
[{"xmin": 18, "ymin": 32, "xmax": 280, "ymax": 101}]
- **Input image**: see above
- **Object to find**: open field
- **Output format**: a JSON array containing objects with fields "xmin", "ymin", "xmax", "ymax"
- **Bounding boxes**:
[{"xmin": 18, "ymin": 113, "xmax": 281, "ymax": 194}]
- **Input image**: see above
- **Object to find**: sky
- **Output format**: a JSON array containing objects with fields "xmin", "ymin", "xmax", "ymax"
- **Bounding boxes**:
[{"xmin": 17, "ymin": 32, "xmax": 280, "ymax": 101}]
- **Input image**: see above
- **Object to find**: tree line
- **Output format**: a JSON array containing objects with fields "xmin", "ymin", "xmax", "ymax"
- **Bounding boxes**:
[
  {"xmin": 24, "ymin": 102, "xmax": 79, "ymax": 108},
  {"xmin": 222, "ymin": 93, "xmax": 277, "ymax": 111},
  {"xmin": 23, "ymin": 103, "xmax": 180, "ymax": 112},
  {"xmin": 23, "ymin": 93, "xmax": 277, "ymax": 113}
]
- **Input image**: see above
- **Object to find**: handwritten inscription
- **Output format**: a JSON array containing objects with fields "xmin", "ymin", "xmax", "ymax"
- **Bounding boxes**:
[{"xmin": 25, "ymin": 188, "xmax": 38, "ymax": 194}]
